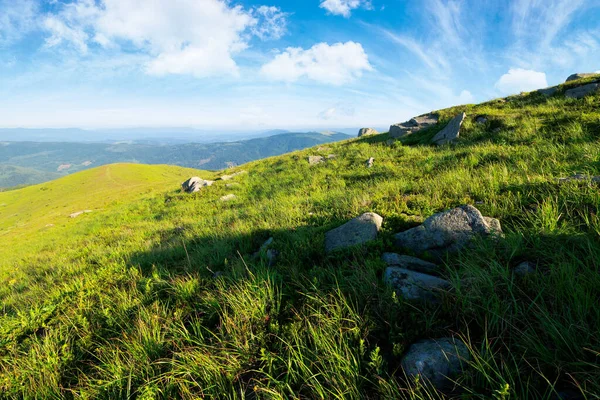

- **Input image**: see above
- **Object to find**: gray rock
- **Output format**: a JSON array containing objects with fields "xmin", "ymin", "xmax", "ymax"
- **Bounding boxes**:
[
  {"xmin": 514, "ymin": 261, "xmax": 536, "ymax": 276},
  {"xmin": 566, "ymin": 73, "xmax": 598, "ymax": 82},
  {"xmin": 308, "ymin": 155, "xmax": 325, "ymax": 165},
  {"xmin": 565, "ymin": 83, "xmax": 600, "ymax": 99},
  {"xmin": 390, "ymin": 114, "xmax": 439, "ymax": 138},
  {"xmin": 366, "ymin": 157, "xmax": 375, "ymax": 168},
  {"xmin": 325, "ymin": 212, "xmax": 383, "ymax": 253},
  {"xmin": 432, "ymin": 112, "xmax": 466, "ymax": 145},
  {"xmin": 69, "ymin": 210, "xmax": 92, "ymax": 218},
  {"xmin": 538, "ymin": 86, "xmax": 559, "ymax": 96},
  {"xmin": 220, "ymin": 194, "xmax": 236, "ymax": 202},
  {"xmin": 401, "ymin": 338, "xmax": 470, "ymax": 389},
  {"xmin": 220, "ymin": 170, "xmax": 247, "ymax": 181},
  {"xmin": 358, "ymin": 128, "xmax": 379, "ymax": 137},
  {"xmin": 558, "ymin": 173, "xmax": 600, "ymax": 183},
  {"xmin": 384, "ymin": 267, "xmax": 451, "ymax": 302},
  {"xmin": 225, "ymin": 183, "xmax": 240, "ymax": 188},
  {"xmin": 382, "ymin": 253, "xmax": 438, "ymax": 274},
  {"xmin": 475, "ymin": 115, "xmax": 488, "ymax": 124},
  {"xmin": 394, "ymin": 205, "xmax": 503, "ymax": 258},
  {"xmin": 327, "ymin": 154, "xmax": 337, "ymax": 160},
  {"xmin": 182, "ymin": 177, "xmax": 214, "ymax": 193}
]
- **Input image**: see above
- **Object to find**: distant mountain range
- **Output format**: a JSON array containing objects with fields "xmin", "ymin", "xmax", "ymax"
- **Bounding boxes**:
[{"xmin": 0, "ymin": 131, "xmax": 352, "ymax": 188}]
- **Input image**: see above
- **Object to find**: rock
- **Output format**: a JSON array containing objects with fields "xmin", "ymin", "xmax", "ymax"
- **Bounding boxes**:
[
  {"xmin": 566, "ymin": 73, "xmax": 598, "ymax": 82},
  {"xmin": 225, "ymin": 183, "xmax": 240, "ymax": 188},
  {"xmin": 69, "ymin": 210, "xmax": 92, "ymax": 218},
  {"xmin": 390, "ymin": 114, "xmax": 439, "ymax": 138},
  {"xmin": 558, "ymin": 173, "xmax": 600, "ymax": 183},
  {"xmin": 565, "ymin": 83, "xmax": 600, "ymax": 99},
  {"xmin": 382, "ymin": 253, "xmax": 438, "ymax": 274},
  {"xmin": 220, "ymin": 170, "xmax": 247, "ymax": 181},
  {"xmin": 366, "ymin": 157, "xmax": 375, "ymax": 168},
  {"xmin": 325, "ymin": 212, "xmax": 383, "ymax": 253},
  {"xmin": 182, "ymin": 177, "xmax": 214, "ymax": 193},
  {"xmin": 220, "ymin": 194, "xmax": 236, "ymax": 202},
  {"xmin": 358, "ymin": 128, "xmax": 379, "ymax": 137},
  {"xmin": 538, "ymin": 86, "xmax": 559, "ymax": 96},
  {"xmin": 432, "ymin": 112, "xmax": 466, "ymax": 145},
  {"xmin": 401, "ymin": 338, "xmax": 470, "ymax": 389},
  {"xmin": 394, "ymin": 205, "xmax": 503, "ymax": 258},
  {"xmin": 266, "ymin": 249, "xmax": 278, "ymax": 267},
  {"xmin": 253, "ymin": 237, "xmax": 278, "ymax": 266},
  {"xmin": 514, "ymin": 261, "xmax": 536, "ymax": 276},
  {"xmin": 327, "ymin": 154, "xmax": 336, "ymax": 160},
  {"xmin": 475, "ymin": 115, "xmax": 488, "ymax": 124},
  {"xmin": 309, "ymin": 156, "xmax": 325, "ymax": 165},
  {"xmin": 384, "ymin": 267, "xmax": 451, "ymax": 302}
]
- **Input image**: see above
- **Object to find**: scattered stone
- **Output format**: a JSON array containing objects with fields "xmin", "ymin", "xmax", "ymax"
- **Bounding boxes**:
[
  {"xmin": 382, "ymin": 253, "xmax": 438, "ymax": 274},
  {"xmin": 394, "ymin": 205, "xmax": 503, "ymax": 258},
  {"xmin": 366, "ymin": 157, "xmax": 375, "ymax": 168},
  {"xmin": 475, "ymin": 115, "xmax": 488, "ymax": 124},
  {"xmin": 384, "ymin": 267, "xmax": 451, "ymax": 302},
  {"xmin": 327, "ymin": 154, "xmax": 337, "ymax": 160},
  {"xmin": 182, "ymin": 177, "xmax": 214, "ymax": 193},
  {"xmin": 390, "ymin": 113, "xmax": 439, "ymax": 138},
  {"xmin": 565, "ymin": 83, "xmax": 600, "ymax": 99},
  {"xmin": 565, "ymin": 73, "xmax": 598, "ymax": 82},
  {"xmin": 401, "ymin": 338, "xmax": 470, "ymax": 389},
  {"xmin": 558, "ymin": 173, "xmax": 600, "ymax": 183},
  {"xmin": 538, "ymin": 86, "xmax": 559, "ymax": 96},
  {"xmin": 325, "ymin": 212, "xmax": 383, "ymax": 253},
  {"xmin": 225, "ymin": 183, "xmax": 240, "ymax": 188},
  {"xmin": 220, "ymin": 194, "xmax": 236, "ymax": 202},
  {"xmin": 220, "ymin": 170, "xmax": 247, "ymax": 181},
  {"xmin": 514, "ymin": 261, "xmax": 536, "ymax": 276},
  {"xmin": 432, "ymin": 112, "xmax": 466, "ymax": 145},
  {"xmin": 358, "ymin": 128, "xmax": 379, "ymax": 137},
  {"xmin": 69, "ymin": 210, "xmax": 92, "ymax": 218},
  {"xmin": 309, "ymin": 155, "xmax": 325, "ymax": 165}
]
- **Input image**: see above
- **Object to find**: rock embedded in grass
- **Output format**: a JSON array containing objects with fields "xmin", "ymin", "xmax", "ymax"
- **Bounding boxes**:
[
  {"xmin": 538, "ymin": 86, "xmax": 559, "ymax": 96},
  {"xmin": 565, "ymin": 83, "xmax": 600, "ymax": 99},
  {"xmin": 394, "ymin": 205, "xmax": 503, "ymax": 258},
  {"xmin": 381, "ymin": 253, "xmax": 439, "ymax": 274},
  {"xmin": 220, "ymin": 194, "xmax": 236, "ymax": 202},
  {"xmin": 401, "ymin": 337, "xmax": 470, "ymax": 389},
  {"xmin": 325, "ymin": 212, "xmax": 383, "ymax": 253},
  {"xmin": 358, "ymin": 128, "xmax": 379, "ymax": 137},
  {"xmin": 366, "ymin": 157, "xmax": 374, "ymax": 168},
  {"xmin": 565, "ymin": 73, "xmax": 598, "ymax": 82},
  {"xmin": 558, "ymin": 173, "xmax": 600, "ymax": 183},
  {"xmin": 514, "ymin": 261, "xmax": 536, "ymax": 276},
  {"xmin": 69, "ymin": 210, "xmax": 92, "ymax": 218},
  {"xmin": 308, "ymin": 155, "xmax": 325, "ymax": 165},
  {"xmin": 182, "ymin": 177, "xmax": 214, "ymax": 193},
  {"xmin": 384, "ymin": 267, "xmax": 451, "ymax": 302},
  {"xmin": 220, "ymin": 170, "xmax": 247, "ymax": 181},
  {"xmin": 390, "ymin": 113, "xmax": 439, "ymax": 138},
  {"xmin": 432, "ymin": 112, "xmax": 466, "ymax": 145}
]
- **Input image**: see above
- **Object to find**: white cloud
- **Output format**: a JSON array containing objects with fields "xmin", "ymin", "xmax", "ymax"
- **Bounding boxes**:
[
  {"xmin": 495, "ymin": 68, "xmax": 548, "ymax": 94},
  {"xmin": 261, "ymin": 41, "xmax": 372, "ymax": 85},
  {"xmin": 319, "ymin": 0, "xmax": 372, "ymax": 18},
  {"xmin": 41, "ymin": 0, "xmax": 287, "ymax": 78},
  {"xmin": 318, "ymin": 104, "xmax": 355, "ymax": 120},
  {"xmin": 0, "ymin": 0, "xmax": 38, "ymax": 46}
]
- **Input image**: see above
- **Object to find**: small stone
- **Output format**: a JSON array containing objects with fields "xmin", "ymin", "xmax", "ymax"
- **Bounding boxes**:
[
  {"xmin": 327, "ymin": 154, "xmax": 336, "ymax": 160},
  {"xmin": 225, "ymin": 183, "xmax": 240, "ymax": 188},
  {"xmin": 381, "ymin": 253, "xmax": 438, "ymax": 274},
  {"xmin": 366, "ymin": 157, "xmax": 375, "ymax": 168},
  {"xmin": 358, "ymin": 128, "xmax": 379, "ymax": 137},
  {"xmin": 69, "ymin": 210, "xmax": 92, "ymax": 218},
  {"xmin": 220, "ymin": 194, "xmax": 236, "ymax": 202},
  {"xmin": 558, "ymin": 174, "xmax": 600, "ymax": 183},
  {"xmin": 401, "ymin": 338, "xmax": 470, "ymax": 389},
  {"xmin": 309, "ymin": 156, "xmax": 325, "ymax": 165},
  {"xmin": 514, "ymin": 261, "xmax": 536, "ymax": 276},
  {"xmin": 475, "ymin": 115, "xmax": 488, "ymax": 124},
  {"xmin": 220, "ymin": 170, "xmax": 247, "ymax": 181},
  {"xmin": 432, "ymin": 112, "xmax": 466, "ymax": 145},
  {"xmin": 325, "ymin": 212, "xmax": 383, "ymax": 253},
  {"xmin": 384, "ymin": 267, "xmax": 451, "ymax": 302}
]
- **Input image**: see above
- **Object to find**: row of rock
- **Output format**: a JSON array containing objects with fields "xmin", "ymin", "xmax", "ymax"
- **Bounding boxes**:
[
  {"xmin": 323, "ymin": 204, "xmax": 506, "ymax": 388},
  {"xmin": 538, "ymin": 72, "xmax": 600, "ymax": 98}
]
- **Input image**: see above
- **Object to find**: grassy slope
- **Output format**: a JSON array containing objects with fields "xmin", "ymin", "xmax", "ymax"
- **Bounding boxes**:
[
  {"xmin": 0, "ymin": 164, "xmax": 60, "ymax": 189},
  {"xmin": 0, "ymin": 77, "xmax": 599, "ymax": 398}
]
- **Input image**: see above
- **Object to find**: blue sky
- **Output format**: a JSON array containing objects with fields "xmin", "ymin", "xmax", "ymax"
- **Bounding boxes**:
[{"xmin": 0, "ymin": 0, "xmax": 599, "ymax": 130}]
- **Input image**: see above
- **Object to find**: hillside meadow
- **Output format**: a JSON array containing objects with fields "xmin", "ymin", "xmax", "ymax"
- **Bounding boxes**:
[{"xmin": 0, "ymin": 77, "xmax": 599, "ymax": 398}]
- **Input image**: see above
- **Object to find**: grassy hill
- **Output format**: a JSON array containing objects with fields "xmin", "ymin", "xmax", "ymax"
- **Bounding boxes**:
[
  {"xmin": 0, "ymin": 76, "xmax": 599, "ymax": 398},
  {"xmin": 0, "ymin": 164, "xmax": 60, "ymax": 189}
]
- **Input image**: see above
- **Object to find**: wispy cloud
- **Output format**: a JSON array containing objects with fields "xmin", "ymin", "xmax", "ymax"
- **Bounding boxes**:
[{"xmin": 0, "ymin": 0, "xmax": 38, "ymax": 46}]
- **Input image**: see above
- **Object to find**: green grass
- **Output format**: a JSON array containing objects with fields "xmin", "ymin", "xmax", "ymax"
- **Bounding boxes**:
[{"xmin": 1, "ymin": 77, "xmax": 600, "ymax": 398}]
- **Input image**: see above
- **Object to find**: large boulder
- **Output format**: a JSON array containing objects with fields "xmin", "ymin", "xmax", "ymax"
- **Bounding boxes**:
[
  {"xmin": 358, "ymin": 128, "xmax": 379, "ymax": 137},
  {"xmin": 390, "ymin": 114, "xmax": 438, "ymax": 138},
  {"xmin": 325, "ymin": 212, "xmax": 383, "ymax": 253},
  {"xmin": 182, "ymin": 177, "xmax": 214, "ymax": 193},
  {"xmin": 565, "ymin": 73, "xmax": 598, "ymax": 82},
  {"xmin": 382, "ymin": 253, "xmax": 438, "ymax": 274},
  {"xmin": 431, "ymin": 113, "xmax": 466, "ymax": 145},
  {"xmin": 384, "ymin": 267, "xmax": 450, "ymax": 302},
  {"xmin": 401, "ymin": 338, "xmax": 470, "ymax": 389},
  {"xmin": 394, "ymin": 205, "xmax": 502, "ymax": 258},
  {"xmin": 565, "ymin": 83, "xmax": 600, "ymax": 99},
  {"xmin": 538, "ymin": 86, "xmax": 559, "ymax": 96}
]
